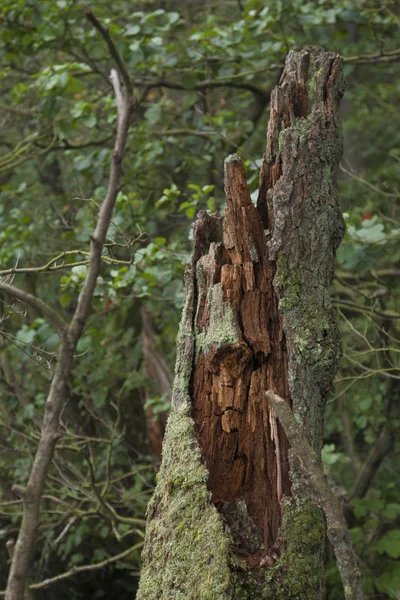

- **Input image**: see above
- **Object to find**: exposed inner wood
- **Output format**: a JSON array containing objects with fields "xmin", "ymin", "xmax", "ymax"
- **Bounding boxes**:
[{"xmin": 192, "ymin": 157, "xmax": 290, "ymax": 551}]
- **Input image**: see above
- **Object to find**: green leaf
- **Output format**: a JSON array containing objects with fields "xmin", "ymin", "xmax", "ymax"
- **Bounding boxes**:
[
  {"xmin": 65, "ymin": 76, "xmax": 83, "ymax": 94},
  {"xmin": 145, "ymin": 104, "xmax": 162, "ymax": 124},
  {"xmin": 376, "ymin": 564, "xmax": 400, "ymax": 599},
  {"xmin": 125, "ymin": 24, "xmax": 141, "ymax": 35},
  {"xmin": 166, "ymin": 12, "xmax": 180, "ymax": 25},
  {"xmin": 82, "ymin": 114, "xmax": 96, "ymax": 128},
  {"xmin": 382, "ymin": 504, "xmax": 400, "ymax": 521},
  {"xmin": 60, "ymin": 293, "xmax": 72, "ymax": 308},
  {"xmin": 377, "ymin": 530, "xmax": 400, "ymax": 559},
  {"xmin": 17, "ymin": 327, "xmax": 36, "ymax": 344}
]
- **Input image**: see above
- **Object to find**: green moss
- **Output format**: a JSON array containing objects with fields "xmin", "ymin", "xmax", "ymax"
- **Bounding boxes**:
[
  {"xmin": 231, "ymin": 499, "xmax": 325, "ymax": 599},
  {"xmin": 277, "ymin": 499, "xmax": 325, "ymax": 596},
  {"xmin": 275, "ymin": 253, "xmax": 302, "ymax": 311},
  {"xmin": 215, "ymin": 500, "xmax": 323, "ymax": 600},
  {"xmin": 137, "ymin": 404, "xmax": 232, "ymax": 600}
]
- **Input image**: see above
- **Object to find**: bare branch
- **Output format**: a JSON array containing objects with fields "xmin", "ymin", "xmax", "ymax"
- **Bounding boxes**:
[
  {"xmin": 344, "ymin": 48, "xmax": 400, "ymax": 64},
  {"xmin": 109, "ymin": 68, "xmax": 124, "ymax": 118},
  {"xmin": 83, "ymin": 8, "xmax": 133, "ymax": 96},
  {"xmin": 338, "ymin": 397, "xmax": 362, "ymax": 477},
  {"xmin": 5, "ymin": 13, "xmax": 136, "ymax": 598},
  {"xmin": 0, "ymin": 282, "xmax": 67, "ymax": 335},
  {"xmin": 349, "ymin": 425, "xmax": 393, "ymax": 502},
  {"xmin": 349, "ymin": 368, "xmax": 399, "ymax": 503},
  {"xmin": 340, "ymin": 162, "xmax": 399, "ymax": 198},
  {"xmin": 0, "ymin": 249, "xmax": 131, "ymax": 277},
  {"xmin": 142, "ymin": 76, "xmax": 271, "ymax": 99},
  {"xmin": 0, "ymin": 541, "xmax": 143, "ymax": 595},
  {"xmin": 265, "ymin": 391, "xmax": 364, "ymax": 600},
  {"xmin": 337, "ymin": 269, "xmax": 400, "ymax": 280}
]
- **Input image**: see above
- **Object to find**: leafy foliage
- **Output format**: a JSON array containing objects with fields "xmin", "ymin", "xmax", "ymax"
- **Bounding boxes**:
[{"xmin": 0, "ymin": 1, "xmax": 399, "ymax": 598}]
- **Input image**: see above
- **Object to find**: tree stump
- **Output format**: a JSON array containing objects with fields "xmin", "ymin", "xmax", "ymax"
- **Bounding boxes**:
[{"xmin": 137, "ymin": 46, "xmax": 345, "ymax": 600}]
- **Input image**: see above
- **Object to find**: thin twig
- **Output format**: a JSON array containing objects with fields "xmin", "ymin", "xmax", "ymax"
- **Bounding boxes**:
[
  {"xmin": 83, "ymin": 9, "xmax": 133, "ymax": 95},
  {"xmin": 343, "ymin": 48, "xmax": 400, "ymax": 64},
  {"xmin": 0, "ymin": 282, "xmax": 67, "ymax": 335},
  {"xmin": 0, "ymin": 541, "xmax": 143, "ymax": 595}
]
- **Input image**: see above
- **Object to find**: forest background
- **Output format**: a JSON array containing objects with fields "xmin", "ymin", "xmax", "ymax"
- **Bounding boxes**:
[{"xmin": 0, "ymin": 1, "xmax": 399, "ymax": 598}]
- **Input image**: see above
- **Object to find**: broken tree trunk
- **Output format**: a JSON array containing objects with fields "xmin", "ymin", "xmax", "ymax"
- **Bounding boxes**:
[{"xmin": 137, "ymin": 46, "xmax": 347, "ymax": 600}]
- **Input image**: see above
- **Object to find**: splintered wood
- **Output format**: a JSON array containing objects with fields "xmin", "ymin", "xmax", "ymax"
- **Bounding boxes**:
[{"xmin": 192, "ymin": 156, "xmax": 290, "ymax": 550}]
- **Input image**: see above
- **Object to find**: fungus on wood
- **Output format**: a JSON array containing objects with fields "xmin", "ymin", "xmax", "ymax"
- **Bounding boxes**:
[{"xmin": 138, "ymin": 46, "xmax": 346, "ymax": 600}]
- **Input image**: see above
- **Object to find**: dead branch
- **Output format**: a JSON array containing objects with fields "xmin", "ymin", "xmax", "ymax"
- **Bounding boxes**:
[
  {"xmin": 0, "ymin": 282, "xmax": 67, "ymax": 335},
  {"xmin": 266, "ymin": 391, "xmax": 364, "ymax": 600}
]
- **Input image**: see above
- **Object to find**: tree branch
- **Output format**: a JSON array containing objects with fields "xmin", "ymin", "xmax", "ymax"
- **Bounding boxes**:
[
  {"xmin": 4, "ymin": 15, "xmax": 136, "ymax": 600},
  {"xmin": 0, "ymin": 282, "xmax": 67, "ymax": 335},
  {"xmin": 349, "ymin": 425, "xmax": 393, "ymax": 502},
  {"xmin": 344, "ymin": 48, "xmax": 400, "ymax": 64},
  {"xmin": 0, "ymin": 249, "xmax": 131, "ymax": 277},
  {"xmin": 265, "ymin": 391, "xmax": 364, "ymax": 600},
  {"xmin": 338, "ymin": 397, "xmax": 362, "ymax": 477},
  {"xmin": 0, "ymin": 541, "xmax": 143, "ymax": 595},
  {"xmin": 142, "ymin": 77, "xmax": 270, "ymax": 99},
  {"xmin": 348, "ymin": 365, "xmax": 399, "ymax": 503},
  {"xmin": 336, "ymin": 269, "xmax": 400, "ymax": 280},
  {"xmin": 83, "ymin": 8, "xmax": 133, "ymax": 96}
]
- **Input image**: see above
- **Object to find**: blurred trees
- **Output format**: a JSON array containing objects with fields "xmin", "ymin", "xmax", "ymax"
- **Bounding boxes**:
[{"xmin": 0, "ymin": 1, "xmax": 399, "ymax": 598}]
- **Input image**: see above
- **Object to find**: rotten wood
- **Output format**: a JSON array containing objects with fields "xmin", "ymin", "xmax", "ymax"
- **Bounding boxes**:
[
  {"xmin": 192, "ymin": 158, "xmax": 290, "ymax": 550},
  {"xmin": 192, "ymin": 46, "xmax": 345, "ymax": 557}
]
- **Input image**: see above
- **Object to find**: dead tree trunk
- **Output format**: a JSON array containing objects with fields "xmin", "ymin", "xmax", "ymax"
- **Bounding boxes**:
[{"xmin": 137, "ymin": 47, "xmax": 346, "ymax": 600}]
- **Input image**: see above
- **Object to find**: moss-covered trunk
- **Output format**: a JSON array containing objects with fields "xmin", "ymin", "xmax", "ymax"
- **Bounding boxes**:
[{"xmin": 137, "ymin": 46, "xmax": 345, "ymax": 600}]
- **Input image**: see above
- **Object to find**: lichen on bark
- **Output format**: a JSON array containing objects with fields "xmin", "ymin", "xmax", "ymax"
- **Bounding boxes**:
[
  {"xmin": 138, "ymin": 46, "xmax": 345, "ymax": 600},
  {"xmin": 137, "ymin": 262, "xmax": 232, "ymax": 600},
  {"xmin": 258, "ymin": 46, "xmax": 345, "ymax": 452}
]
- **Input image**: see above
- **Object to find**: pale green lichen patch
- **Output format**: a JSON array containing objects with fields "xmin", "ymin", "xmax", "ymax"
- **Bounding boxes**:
[
  {"xmin": 137, "ymin": 404, "xmax": 232, "ymax": 600},
  {"xmin": 172, "ymin": 266, "xmax": 195, "ymax": 398},
  {"xmin": 196, "ymin": 283, "xmax": 239, "ymax": 353},
  {"xmin": 275, "ymin": 253, "xmax": 302, "ymax": 311},
  {"xmin": 225, "ymin": 153, "xmax": 241, "ymax": 164},
  {"xmin": 296, "ymin": 115, "xmax": 311, "ymax": 135},
  {"xmin": 308, "ymin": 66, "xmax": 323, "ymax": 101},
  {"xmin": 278, "ymin": 129, "xmax": 286, "ymax": 151}
]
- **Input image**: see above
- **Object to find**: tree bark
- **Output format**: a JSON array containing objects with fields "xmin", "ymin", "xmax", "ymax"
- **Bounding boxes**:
[{"xmin": 138, "ymin": 46, "xmax": 346, "ymax": 600}]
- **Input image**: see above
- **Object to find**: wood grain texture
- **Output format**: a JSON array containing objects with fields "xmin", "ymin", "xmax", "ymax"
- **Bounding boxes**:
[{"xmin": 193, "ymin": 157, "xmax": 290, "ymax": 550}]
